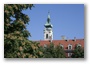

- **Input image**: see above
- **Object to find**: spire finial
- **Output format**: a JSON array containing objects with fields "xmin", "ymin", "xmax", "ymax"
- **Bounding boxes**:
[{"xmin": 48, "ymin": 11, "xmax": 50, "ymax": 19}]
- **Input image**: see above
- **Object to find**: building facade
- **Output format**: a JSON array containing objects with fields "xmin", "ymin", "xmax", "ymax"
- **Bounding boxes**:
[{"xmin": 39, "ymin": 39, "xmax": 84, "ymax": 57}]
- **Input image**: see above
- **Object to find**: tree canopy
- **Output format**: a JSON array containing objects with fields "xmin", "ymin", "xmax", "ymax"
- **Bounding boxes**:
[
  {"xmin": 4, "ymin": 4, "xmax": 44, "ymax": 58},
  {"xmin": 43, "ymin": 43, "xmax": 66, "ymax": 58},
  {"xmin": 71, "ymin": 46, "xmax": 84, "ymax": 58}
]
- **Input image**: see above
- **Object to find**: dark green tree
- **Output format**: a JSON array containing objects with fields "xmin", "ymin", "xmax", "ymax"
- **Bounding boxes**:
[
  {"xmin": 43, "ymin": 43, "xmax": 55, "ymax": 58},
  {"xmin": 54, "ymin": 45, "xmax": 66, "ymax": 58},
  {"xmin": 71, "ymin": 46, "xmax": 84, "ymax": 58},
  {"xmin": 4, "ymin": 4, "xmax": 44, "ymax": 58},
  {"xmin": 43, "ymin": 43, "xmax": 66, "ymax": 58},
  {"xmin": 4, "ymin": 4, "xmax": 32, "ymax": 58}
]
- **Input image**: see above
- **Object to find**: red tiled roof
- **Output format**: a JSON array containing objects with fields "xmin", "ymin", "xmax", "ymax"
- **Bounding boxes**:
[{"xmin": 39, "ymin": 39, "xmax": 84, "ymax": 50}]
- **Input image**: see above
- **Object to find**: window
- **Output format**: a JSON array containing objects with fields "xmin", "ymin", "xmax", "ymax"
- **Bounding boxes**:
[
  {"xmin": 68, "ymin": 44, "xmax": 72, "ymax": 57},
  {"xmin": 77, "ymin": 43, "xmax": 81, "ymax": 47},
  {"xmin": 60, "ymin": 44, "xmax": 64, "ymax": 48},
  {"xmin": 46, "ymin": 34, "xmax": 48, "ymax": 39},
  {"xmin": 68, "ymin": 44, "xmax": 72, "ymax": 50},
  {"xmin": 68, "ymin": 53, "xmax": 72, "ymax": 57},
  {"xmin": 69, "ymin": 46, "xmax": 71, "ymax": 49}
]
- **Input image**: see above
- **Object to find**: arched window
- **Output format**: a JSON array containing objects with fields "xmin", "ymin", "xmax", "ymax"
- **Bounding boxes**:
[
  {"xmin": 60, "ymin": 44, "xmax": 64, "ymax": 48},
  {"xmin": 46, "ymin": 34, "xmax": 48, "ymax": 39},
  {"xmin": 77, "ymin": 43, "xmax": 81, "ymax": 47},
  {"xmin": 68, "ymin": 44, "xmax": 72, "ymax": 50}
]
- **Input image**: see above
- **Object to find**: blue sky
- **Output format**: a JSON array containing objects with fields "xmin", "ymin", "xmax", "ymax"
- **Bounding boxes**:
[{"xmin": 22, "ymin": 4, "xmax": 84, "ymax": 40}]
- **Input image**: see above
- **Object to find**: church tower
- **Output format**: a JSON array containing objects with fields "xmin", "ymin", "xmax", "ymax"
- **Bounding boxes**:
[{"xmin": 44, "ymin": 12, "xmax": 53, "ymax": 41}]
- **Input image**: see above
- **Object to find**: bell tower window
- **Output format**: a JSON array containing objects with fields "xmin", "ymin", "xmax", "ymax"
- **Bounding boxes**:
[{"xmin": 46, "ymin": 34, "xmax": 48, "ymax": 39}]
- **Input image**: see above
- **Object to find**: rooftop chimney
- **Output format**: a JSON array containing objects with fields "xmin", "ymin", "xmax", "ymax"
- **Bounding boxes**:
[{"xmin": 61, "ymin": 35, "xmax": 66, "ymax": 40}]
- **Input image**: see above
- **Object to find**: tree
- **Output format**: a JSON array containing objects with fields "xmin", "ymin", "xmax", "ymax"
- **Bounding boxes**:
[
  {"xmin": 4, "ymin": 4, "xmax": 32, "ymax": 58},
  {"xmin": 4, "ymin": 4, "xmax": 44, "ymax": 58},
  {"xmin": 43, "ymin": 43, "xmax": 55, "ymax": 58},
  {"xmin": 71, "ymin": 46, "xmax": 84, "ymax": 58},
  {"xmin": 54, "ymin": 45, "xmax": 66, "ymax": 58},
  {"xmin": 43, "ymin": 43, "xmax": 66, "ymax": 58}
]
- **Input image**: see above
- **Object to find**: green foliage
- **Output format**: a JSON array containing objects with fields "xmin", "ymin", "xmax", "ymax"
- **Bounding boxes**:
[
  {"xmin": 43, "ymin": 43, "xmax": 66, "ymax": 58},
  {"xmin": 54, "ymin": 45, "xmax": 66, "ymax": 58},
  {"xmin": 71, "ymin": 46, "xmax": 84, "ymax": 58},
  {"xmin": 4, "ymin": 4, "xmax": 44, "ymax": 58},
  {"xmin": 16, "ymin": 41, "xmax": 44, "ymax": 58}
]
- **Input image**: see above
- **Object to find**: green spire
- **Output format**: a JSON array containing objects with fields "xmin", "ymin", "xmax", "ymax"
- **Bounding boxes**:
[
  {"xmin": 44, "ymin": 11, "xmax": 53, "ymax": 28},
  {"xmin": 47, "ymin": 11, "xmax": 50, "ymax": 24}
]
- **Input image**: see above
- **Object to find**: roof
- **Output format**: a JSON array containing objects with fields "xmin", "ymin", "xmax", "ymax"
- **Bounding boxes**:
[{"xmin": 39, "ymin": 39, "xmax": 84, "ymax": 50}]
